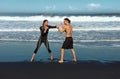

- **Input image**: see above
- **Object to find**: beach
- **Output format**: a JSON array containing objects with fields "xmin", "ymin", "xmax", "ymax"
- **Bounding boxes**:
[
  {"xmin": 0, "ymin": 61, "xmax": 120, "ymax": 79},
  {"xmin": 0, "ymin": 41, "xmax": 120, "ymax": 79},
  {"xmin": 0, "ymin": 14, "xmax": 120, "ymax": 79}
]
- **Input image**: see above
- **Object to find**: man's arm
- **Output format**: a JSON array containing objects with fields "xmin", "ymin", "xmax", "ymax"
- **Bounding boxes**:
[{"xmin": 56, "ymin": 24, "xmax": 66, "ymax": 33}]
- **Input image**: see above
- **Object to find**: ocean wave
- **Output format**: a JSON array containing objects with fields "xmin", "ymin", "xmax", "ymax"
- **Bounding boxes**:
[
  {"xmin": 112, "ymin": 44, "xmax": 120, "ymax": 47},
  {"xmin": 0, "ymin": 39, "xmax": 62, "ymax": 42},
  {"xmin": 1, "ymin": 39, "xmax": 120, "ymax": 42},
  {"xmin": 0, "ymin": 29, "xmax": 38, "ymax": 32},
  {"xmin": 1, "ymin": 39, "xmax": 120, "ymax": 47},
  {"xmin": 0, "ymin": 15, "xmax": 120, "ymax": 22},
  {"xmin": 73, "ymin": 28, "xmax": 120, "ymax": 31},
  {"xmin": 78, "ymin": 39, "xmax": 120, "ymax": 42},
  {"xmin": 0, "ymin": 28, "xmax": 120, "ymax": 32}
]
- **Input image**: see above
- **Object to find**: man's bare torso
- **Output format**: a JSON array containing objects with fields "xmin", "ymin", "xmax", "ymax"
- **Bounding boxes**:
[{"xmin": 65, "ymin": 25, "xmax": 72, "ymax": 37}]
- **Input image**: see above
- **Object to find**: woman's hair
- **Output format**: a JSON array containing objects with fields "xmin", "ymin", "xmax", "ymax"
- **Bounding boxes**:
[{"xmin": 42, "ymin": 19, "xmax": 48, "ymax": 26}]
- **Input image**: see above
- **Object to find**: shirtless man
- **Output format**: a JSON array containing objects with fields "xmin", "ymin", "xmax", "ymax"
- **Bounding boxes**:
[{"xmin": 56, "ymin": 18, "xmax": 77, "ymax": 63}]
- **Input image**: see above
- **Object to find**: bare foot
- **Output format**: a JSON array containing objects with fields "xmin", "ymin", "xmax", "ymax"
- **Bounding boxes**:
[
  {"xmin": 30, "ymin": 58, "xmax": 34, "ymax": 62},
  {"xmin": 73, "ymin": 59, "xmax": 77, "ymax": 63},
  {"xmin": 58, "ymin": 60, "xmax": 64, "ymax": 63}
]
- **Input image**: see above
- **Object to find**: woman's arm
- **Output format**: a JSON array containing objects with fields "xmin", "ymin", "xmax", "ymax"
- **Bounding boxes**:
[
  {"xmin": 40, "ymin": 26, "xmax": 46, "ymax": 35},
  {"xmin": 48, "ymin": 25, "xmax": 56, "ymax": 28}
]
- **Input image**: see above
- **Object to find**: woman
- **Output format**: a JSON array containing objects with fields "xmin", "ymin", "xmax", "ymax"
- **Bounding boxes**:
[{"xmin": 30, "ymin": 19, "xmax": 57, "ymax": 62}]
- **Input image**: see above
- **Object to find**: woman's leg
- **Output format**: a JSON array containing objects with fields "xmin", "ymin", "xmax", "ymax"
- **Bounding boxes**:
[
  {"xmin": 44, "ymin": 40, "xmax": 53, "ymax": 60},
  {"xmin": 30, "ymin": 38, "xmax": 42, "ymax": 62}
]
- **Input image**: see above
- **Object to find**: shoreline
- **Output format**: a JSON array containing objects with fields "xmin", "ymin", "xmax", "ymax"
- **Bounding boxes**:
[{"xmin": 0, "ymin": 41, "xmax": 120, "ymax": 62}]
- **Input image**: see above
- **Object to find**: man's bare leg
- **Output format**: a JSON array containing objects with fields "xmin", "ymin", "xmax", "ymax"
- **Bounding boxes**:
[
  {"xmin": 71, "ymin": 49, "xmax": 77, "ymax": 62},
  {"xmin": 30, "ymin": 53, "xmax": 36, "ymax": 62},
  {"xmin": 58, "ymin": 48, "xmax": 64, "ymax": 63}
]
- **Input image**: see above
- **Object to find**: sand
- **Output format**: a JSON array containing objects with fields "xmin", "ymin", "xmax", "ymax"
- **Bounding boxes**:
[{"xmin": 0, "ymin": 61, "xmax": 120, "ymax": 79}]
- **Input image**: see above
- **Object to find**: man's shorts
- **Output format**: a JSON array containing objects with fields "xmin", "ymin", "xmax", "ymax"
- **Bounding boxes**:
[{"xmin": 62, "ymin": 37, "xmax": 73, "ymax": 49}]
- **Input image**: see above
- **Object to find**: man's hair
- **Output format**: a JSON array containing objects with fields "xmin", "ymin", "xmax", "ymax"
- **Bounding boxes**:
[
  {"xmin": 64, "ymin": 18, "xmax": 71, "ymax": 23},
  {"xmin": 42, "ymin": 19, "xmax": 48, "ymax": 26}
]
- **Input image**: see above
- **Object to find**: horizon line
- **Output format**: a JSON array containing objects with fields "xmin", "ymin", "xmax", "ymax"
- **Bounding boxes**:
[{"xmin": 0, "ymin": 12, "xmax": 120, "ymax": 16}]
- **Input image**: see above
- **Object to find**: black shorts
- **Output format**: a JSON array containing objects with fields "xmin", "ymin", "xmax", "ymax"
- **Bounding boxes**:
[{"xmin": 62, "ymin": 37, "xmax": 73, "ymax": 49}]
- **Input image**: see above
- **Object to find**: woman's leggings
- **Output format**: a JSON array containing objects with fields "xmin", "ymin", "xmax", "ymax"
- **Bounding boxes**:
[{"xmin": 34, "ymin": 38, "xmax": 52, "ymax": 54}]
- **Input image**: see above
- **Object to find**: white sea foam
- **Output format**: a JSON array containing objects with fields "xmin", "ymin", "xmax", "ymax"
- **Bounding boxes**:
[
  {"xmin": 0, "ymin": 15, "xmax": 120, "ymax": 22},
  {"xmin": 0, "ymin": 29, "xmax": 38, "ymax": 32},
  {"xmin": 0, "ymin": 39, "xmax": 120, "ymax": 42},
  {"xmin": 78, "ymin": 39, "xmax": 120, "ymax": 42},
  {"xmin": 0, "ymin": 27, "xmax": 120, "ymax": 32}
]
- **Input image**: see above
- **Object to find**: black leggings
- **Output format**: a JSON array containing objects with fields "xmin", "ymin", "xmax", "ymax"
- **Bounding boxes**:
[{"xmin": 34, "ymin": 38, "xmax": 52, "ymax": 54}]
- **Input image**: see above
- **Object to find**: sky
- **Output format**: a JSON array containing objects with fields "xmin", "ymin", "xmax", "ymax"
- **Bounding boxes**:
[{"xmin": 0, "ymin": 0, "xmax": 120, "ymax": 14}]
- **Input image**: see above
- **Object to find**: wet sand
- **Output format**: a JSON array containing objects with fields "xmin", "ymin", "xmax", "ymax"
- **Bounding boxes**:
[{"xmin": 0, "ymin": 61, "xmax": 120, "ymax": 79}]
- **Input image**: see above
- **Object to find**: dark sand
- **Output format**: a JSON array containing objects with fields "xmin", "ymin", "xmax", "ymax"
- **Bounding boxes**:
[{"xmin": 0, "ymin": 61, "xmax": 120, "ymax": 79}]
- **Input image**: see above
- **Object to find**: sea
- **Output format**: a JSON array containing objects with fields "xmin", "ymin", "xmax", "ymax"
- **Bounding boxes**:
[{"xmin": 0, "ymin": 13, "xmax": 120, "ymax": 62}]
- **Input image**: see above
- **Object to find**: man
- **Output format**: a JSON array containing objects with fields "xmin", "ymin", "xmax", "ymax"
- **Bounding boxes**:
[
  {"xmin": 30, "ymin": 19, "xmax": 57, "ymax": 62},
  {"xmin": 56, "ymin": 18, "xmax": 77, "ymax": 63}
]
